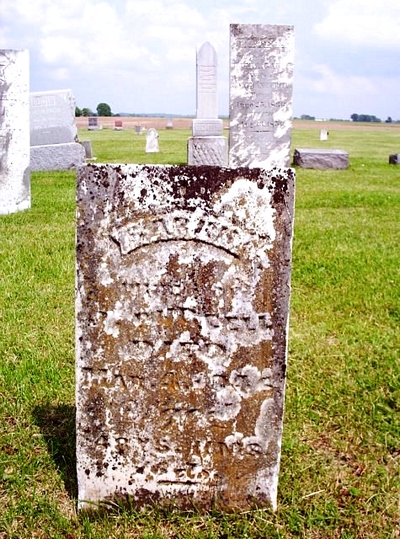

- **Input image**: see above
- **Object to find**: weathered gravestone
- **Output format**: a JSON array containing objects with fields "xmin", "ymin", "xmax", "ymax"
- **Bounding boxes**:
[
  {"xmin": 30, "ymin": 89, "xmax": 85, "ymax": 171},
  {"xmin": 188, "ymin": 42, "xmax": 227, "ymax": 166},
  {"xmin": 76, "ymin": 163, "xmax": 295, "ymax": 511},
  {"xmin": 229, "ymin": 24, "xmax": 294, "ymax": 168},
  {"xmin": 0, "ymin": 49, "xmax": 30, "ymax": 215},
  {"xmin": 146, "ymin": 128, "xmax": 159, "ymax": 153},
  {"xmin": 114, "ymin": 120, "xmax": 123, "ymax": 130},
  {"xmin": 293, "ymin": 148, "xmax": 349, "ymax": 169}
]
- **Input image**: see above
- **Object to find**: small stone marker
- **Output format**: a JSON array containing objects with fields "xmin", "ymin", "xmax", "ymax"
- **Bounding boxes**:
[
  {"xmin": 30, "ymin": 89, "xmax": 85, "ymax": 171},
  {"xmin": 135, "ymin": 125, "xmax": 142, "ymax": 134},
  {"xmin": 188, "ymin": 42, "xmax": 227, "ymax": 166},
  {"xmin": 229, "ymin": 24, "xmax": 294, "ymax": 168},
  {"xmin": 293, "ymin": 148, "xmax": 349, "ymax": 169},
  {"xmin": 0, "ymin": 49, "xmax": 30, "ymax": 215},
  {"xmin": 165, "ymin": 119, "xmax": 174, "ymax": 130},
  {"xmin": 76, "ymin": 163, "xmax": 295, "ymax": 511},
  {"xmin": 81, "ymin": 140, "xmax": 94, "ymax": 159},
  {"xmin": 114, "ymin": 120, "xmax": 123, "ymax": 130},
  {"xmin": 145, "ymin": 128, "xmax": 159, "ymax": 153},
  {"xmin": 320, "ymin": 129, "xmax": 328, "ymax": 141}
]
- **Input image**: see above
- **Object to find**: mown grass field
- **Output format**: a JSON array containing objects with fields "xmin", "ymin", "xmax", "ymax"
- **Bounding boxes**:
[{"xmin": 0, "ymin": 122, "xmax": 399, "ymax": 538}]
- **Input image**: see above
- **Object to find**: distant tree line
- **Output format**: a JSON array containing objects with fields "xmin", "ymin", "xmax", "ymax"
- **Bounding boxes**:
[
  {"xmin": 75, "ymin": 103, "xmax": 113, "ymax": 117},
  {"xmin": 350, "ymin": 113, "xmax": 382, "ymax": 123}
]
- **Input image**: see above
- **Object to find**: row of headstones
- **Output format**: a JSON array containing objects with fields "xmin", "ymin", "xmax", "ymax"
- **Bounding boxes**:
[{"xmin": 87, "ymin": 117, "xmax": 174, "ymax": 132}]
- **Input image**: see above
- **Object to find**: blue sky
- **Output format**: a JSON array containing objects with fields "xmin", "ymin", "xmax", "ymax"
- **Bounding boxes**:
[{"xmin": 1, "ymin": 0, "xmax": 400, "ymax": 120}]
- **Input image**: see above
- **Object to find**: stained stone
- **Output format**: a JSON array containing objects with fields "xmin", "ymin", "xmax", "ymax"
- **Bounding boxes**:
[
  {"xmin": 76, "ymin": 163, "xmax": 295, "ymax": 511},
  {"xmin": 293, "ymin": 148, "xmax": 349, "ymax": 169},
  {"xmin": 192, "ymin": 119, "xmax": 223, "ymax": 137},
  {"xmin": 187, "ymin": 136, "xmax": 228, "ymax": 166},
  {"xmin": 0, "ymin": 49, "xmax": 30, "ymax": 215},
  {"xmin": 229, "ymin": 24, "xmax": 294, "ymax": 168}
]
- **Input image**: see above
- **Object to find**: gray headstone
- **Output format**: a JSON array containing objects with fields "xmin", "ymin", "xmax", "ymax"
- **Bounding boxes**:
[
  {"xmin": 196, "ymin": 42, "xmax": 218, "ymax": 120},
  {"xmin": 145, "ymin": 128, "xmax": 159, "ymax": 153},
  {"xmin": 229, "ymin": 24, "xmax": 294, "ymax": 168},
  {"xmin": 76, "ymin": 163, "xmax": 295, "ymax": 512},
  {"xmin": 293, "ymin": 148, "xmax": 349, "ymax": 169},
  {"xmin": 81, "ymin": 140, "xmax": 93, "ymax": 159},
  {"xmin": 30, "ymin": 89, "xmax": 78, "ymax": 146},
  {"xmin": 88, "ymin": 117, "xmax": 99, "ymax": 130},
  {"xmin": 0, "ymin": 49, "xmax": 30, "ymax": 215}
]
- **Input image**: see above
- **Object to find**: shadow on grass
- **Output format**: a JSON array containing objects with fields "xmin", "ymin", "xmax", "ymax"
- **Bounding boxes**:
[{"xmin": 32, "ymin": 403, "xmax": 77, "ymax": 499}]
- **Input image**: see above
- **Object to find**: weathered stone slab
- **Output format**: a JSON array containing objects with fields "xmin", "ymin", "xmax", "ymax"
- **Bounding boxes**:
[
  {"xmin": 187, "ymin": 136, "xmax": 228, "ymax": 166},
  {"xmin": 76, "ymin": 164, "xmax": 295, "ymax": 511},
  {"xmin": 229, "ymin": 24, "xmax": 294, "ymax": 168},
  {"xmin": 0, "ymin": 49, "xmax": 30, "ymax": 215},
  {"xmin": 30, "ymin": 89, "xmax": 78, "ymax": 146},
  {"xmin": 192, "ymin": 119, "xmax": 223, "ymax": 137},
  {"xmin": 293, "ymin": 148, "xmax": 349, "ymax": 169},
  {"xmin": 389, "ymin": 154, "xmax": 400, "ymax": 165},
  {"xmin": 196, "ymin": 42, "xmax": 218, "ymax": 119},
  {"xmin": 88, "ymin": 117, "xmax": 100, "ymax": 130},
  {"xmin": 30, "ymin": 142, "xmax": 85, "ymax": 171}
]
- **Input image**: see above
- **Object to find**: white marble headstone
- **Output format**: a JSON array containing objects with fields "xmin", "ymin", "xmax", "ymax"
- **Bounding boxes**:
[
  {"xmin": 229, "ymin": 25, "xmax": 294, "ymax": 168},
  {"xmin": 196, "ymin": 42, "xmax": 218, "ymax": 120},
  {"xmin": 146, "ymin": 128, "xmax": 159, "ymax": 153},
  {"xmin": 0, "ymin": 49, "xmax": 30, "ymax": 215}
]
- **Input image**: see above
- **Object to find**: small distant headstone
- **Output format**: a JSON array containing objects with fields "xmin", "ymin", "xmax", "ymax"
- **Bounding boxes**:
[
  {"xmin": 165, "ymin": 119, "xmax": 174, "ymax": 130},
  {"xmin": 0, "ymin": 49, "xmax": 30, "ymax": 215},
  {"xmin": 388, "ymin": 154, "xmax": 400, "ymax": 165},
  {"xmin": 81, "ymin": 140, "xmax": 94, "ymax": 159},
  {"xmin": 114, "ymin": 120, "xmax": 123, "ymax": 130},
  {"xmin": 135, "ymin": 125, "xmax": 142, "ymax": 135},
  {"xmin": 88, "ymin": 117, "xmax": 99, "ymax": 130},
  {"xmin": 293, "ymin": 148, "xmax": 349, "ymax": 169},
  {"xmin": 76, "ymin": 163, "xmax": 295, "ymax": 512},
  {"xmin": 29, "ymin": 89, "xmax": 85, "ymax": 171},
  {"xmin": 320, "ymin": 129, "xmax": 328, "ymax": 141},
  {"xmin": 145, "ymin": 128, "xmax": 159, "ymax": 153},
  {"xmin": 229, "ymin": 24, "xmax": 294, "ymax": 168}
]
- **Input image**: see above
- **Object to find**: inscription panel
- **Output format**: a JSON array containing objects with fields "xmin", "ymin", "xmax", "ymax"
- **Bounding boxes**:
[
  {"xmin": 30, "ymin": 89, "xmax": 77, "ymax": 146},
  {"xmin": 229, "ymin": 24, "xmax": 294, "ymax": 168},
  {"xmin": 76, "ymin": 164, "xmax": 295, "ymax": 511}
]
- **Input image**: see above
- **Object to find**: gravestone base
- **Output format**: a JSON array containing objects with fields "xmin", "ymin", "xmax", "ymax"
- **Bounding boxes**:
[
  {"xmin": 187, "ymin": 136, "xmax": 228, "ymax": 166},
  {"xmin": 30, "ymin": 142, "xmax": 85, "ymax": 171},
  {"xmin": 293, "ymin": 148, "xmax": 349, "ymax": 170},
  {"xmin": 388, "ymin": 154, "xmax": 400, "ymax": 165},
  {"xmin": 0, "ymin": 168, "xmax": 31, "ymax": 215}
]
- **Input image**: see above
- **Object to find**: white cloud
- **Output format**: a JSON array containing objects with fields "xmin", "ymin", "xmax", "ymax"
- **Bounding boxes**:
[
  {"xmin": 307, "ymin": 64, "xmax": 377, "ymax": 96},
  {"xmin": 315, "ymin": 0, "xmax": 400, "ymax": 48}
]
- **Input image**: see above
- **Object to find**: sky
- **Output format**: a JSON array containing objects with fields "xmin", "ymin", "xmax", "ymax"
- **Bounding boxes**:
[{"xmin": 1, "ymin": 0, "xmax": 400, "ymax": 120}]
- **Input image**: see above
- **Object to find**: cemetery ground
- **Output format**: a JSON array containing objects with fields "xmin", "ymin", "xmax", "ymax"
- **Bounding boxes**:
[{"xmin": 0, "ymin": 121, "xmax": 399, "ymax": 538}]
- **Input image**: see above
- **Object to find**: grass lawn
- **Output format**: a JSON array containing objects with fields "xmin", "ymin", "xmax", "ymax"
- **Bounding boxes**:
[{"xmin": 0, "ymin": 122, "xmax": 399, "ymax": 538}]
